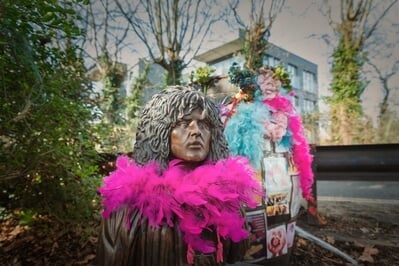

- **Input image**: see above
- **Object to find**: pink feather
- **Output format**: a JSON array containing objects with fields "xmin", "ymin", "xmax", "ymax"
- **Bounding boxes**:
[{"xmin": 98, "ymin": 155, "xmax": 263, "ymax": 254}]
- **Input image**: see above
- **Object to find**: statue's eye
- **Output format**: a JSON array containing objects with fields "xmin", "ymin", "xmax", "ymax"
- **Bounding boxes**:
[
  {"xmin": 176, "ymin": 120, "xmax": 189, "ymax": 128},
  {"xmin": 198, "ymin": 120, "xmax": 211, "ymax": 130}
]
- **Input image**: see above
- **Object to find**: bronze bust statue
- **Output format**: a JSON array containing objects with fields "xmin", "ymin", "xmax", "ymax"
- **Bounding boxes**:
[{"xmin": 96, "ymin": 86, "xmax": 262, "ymax": 265}]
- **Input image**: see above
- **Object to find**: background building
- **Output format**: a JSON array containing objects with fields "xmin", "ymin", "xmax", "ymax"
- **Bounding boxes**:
[
  {"xmin": 88, "ymin": 32, "xmax": 320, "ymax": 143},
  {"xmin": 194, "ymin": 31, "xmax": 319, "ymax": 117}
]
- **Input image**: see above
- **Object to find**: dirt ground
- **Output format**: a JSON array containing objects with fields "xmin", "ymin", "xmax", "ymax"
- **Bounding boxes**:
[
  {"xmin": 292, "ymin": 198, "xmax": 399, "ymax": 265},
  {"xmin": 1, "ymin": 198, "xmax": 398, "ymax": 265}
]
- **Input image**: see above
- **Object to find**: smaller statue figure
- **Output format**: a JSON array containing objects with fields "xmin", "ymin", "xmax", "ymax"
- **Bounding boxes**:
[{"xmin": 221, "ymin": 64, "xmax": 314, "ymax": 265}]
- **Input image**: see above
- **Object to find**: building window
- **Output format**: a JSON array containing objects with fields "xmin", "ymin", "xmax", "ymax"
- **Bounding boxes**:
[
  {"xmin": 287, "ymin": 64, "xmax": 298, "ymax": 88},
  {"xmin": 212, "ymin": 56, "xmax": 244, "ymax": 75},
  {"xmin": 303, "ymin": 71, "xmax": 316, "ymax": 92},
  {"xmin": 303, "ymin": 99, "xmax": 316, "ymax": 114},
  {"xmin": 263, "ymin": 55, "xmax": 280, "ymax": 67}
]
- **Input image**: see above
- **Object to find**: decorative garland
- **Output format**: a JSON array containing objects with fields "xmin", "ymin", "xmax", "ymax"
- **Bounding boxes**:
[
  {"xmin": 99, "ymin": 155, "xmax": 263, "ymax": 261},
  {"xmin": 263, "ymin": 94, "xmax": 314, "ymax": 199}
]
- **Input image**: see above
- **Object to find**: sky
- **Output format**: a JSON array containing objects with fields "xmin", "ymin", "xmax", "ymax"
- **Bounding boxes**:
[
  {"xmin": 268, "ymin": 1, "xmax": 399, "ymax": 120},
  {"xmin": 113, "ymin": 0, "xmax": 399, "ymax": 123}
]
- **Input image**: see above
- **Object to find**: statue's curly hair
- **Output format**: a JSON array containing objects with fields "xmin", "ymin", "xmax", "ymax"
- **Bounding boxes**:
[{"xmin": 132, "ymin": 85, "xmax": 229, "ymax": 172}]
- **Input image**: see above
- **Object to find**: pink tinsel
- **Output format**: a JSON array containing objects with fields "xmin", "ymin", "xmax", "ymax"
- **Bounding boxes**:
[
  {"xmin": 263, "ymin": 95, "xmax": 314, "ymax": 199},
  {"xmin": 98, "ymin": 155, "xmax": 263, "ymax": 254}
]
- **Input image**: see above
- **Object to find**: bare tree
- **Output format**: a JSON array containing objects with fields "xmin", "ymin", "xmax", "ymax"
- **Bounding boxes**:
[
  {"xmin": 366, "ymin": 59, "xmax": 399, "ymax": 142},
  {"xmin": 321, "ymin": 0, "xmax": 398, "ymax": 144},
  {"xmin": 75, "ymin": 0, "xmax": 137, "ymax": 152},
  {"xmin": 77, "ymin": 0, "xmax": 132, "ymax": 75},
  {"xmin": 367, "ymin": 60, "xmax": 399, "ymax": 119},
  {"xmin": 363, "ymin": 6, "xmax": 399, "ymax": 121},
  {"xmin": 227, "ymin": 0, "xmax": 286, "ymax": 71},
  {"xmin": 115, "ymin": 0, "xmax": 225, "ymax": 85}
]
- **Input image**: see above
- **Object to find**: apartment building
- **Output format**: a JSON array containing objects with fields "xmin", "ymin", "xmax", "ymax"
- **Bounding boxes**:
[{"xmin": 194, "ymin": 34, "xmax": 319, "ymax": 116}]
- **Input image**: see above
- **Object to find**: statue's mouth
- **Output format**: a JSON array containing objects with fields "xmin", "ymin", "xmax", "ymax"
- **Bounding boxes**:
[{"xmin": 188, "ymin": 141, "xmax": 203, "ymax": 148}]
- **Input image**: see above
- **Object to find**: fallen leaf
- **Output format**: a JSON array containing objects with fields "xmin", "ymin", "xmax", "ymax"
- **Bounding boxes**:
[
  {"xmin": 365, "ymin": 245, "xmax": 379, "ymax": 255},
  {"xmin": 360, "ymin": 227, "xmax": 369, "ymax": 234},
  {"xmin": 296, "ymin": 238, "xmax": 308, "ymax": 247},
  {"xmin": 326, "ymin": 236, "xmax": 335, "ymax": 245},
  {"xmin": 359, "ymin": 253, "xmax": 374, "ymax": 263},
  {"xmin": 316, "ymin": 213, "xmax": 328, "ymax": 225},
  {"xmin": 8, "ymin": 225, "xmax": 25, "ymax": 238},
  {"xmin": 88, "ymin": 236, "xmax": 97, "ymax": 245},
  {"xmin": 358, "ymin": 245, "xmax": 379, "ymax": 263},
  {"xmin": 76, "ymin": 254, "xmax": 96, "ymax": 264}
]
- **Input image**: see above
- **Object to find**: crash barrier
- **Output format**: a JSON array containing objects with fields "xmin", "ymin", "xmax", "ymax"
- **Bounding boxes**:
[
  {"xmin": 312, "ymin": 143, "xmax": 399, "ymax": 182},
  {"xmin": 306, "ymin": 144, "xmax": 399, "ymax": 226},
  {"xmin": 100, "ymin": 144, "xmax": 399, "ymax": 181}
]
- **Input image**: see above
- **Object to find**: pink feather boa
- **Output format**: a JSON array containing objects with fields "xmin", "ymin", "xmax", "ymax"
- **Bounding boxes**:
[
  {"xmin": 99, "ymin": 155, "xmax": 263, "ymax": 254},
  {"xmin": 263, "ymin": 94, "xmax": 314, "ymax": 199}
]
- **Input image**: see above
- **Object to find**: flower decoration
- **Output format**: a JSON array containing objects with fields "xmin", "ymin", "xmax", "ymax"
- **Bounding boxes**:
[
  {"xmin": 228, "ymin": 63, "xmax": 256, "ymax": 102},
  {"xmin": 190, "ymin": 65, "xmax": 216, "ymax": 95},
  {"xmin": 271, "ymin": 64, "xmax": 292, "ymax": 92}
]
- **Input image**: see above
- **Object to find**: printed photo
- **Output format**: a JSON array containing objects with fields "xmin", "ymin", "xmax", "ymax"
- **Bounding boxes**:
[
  {"xmin": 243, "ymin": 210, "xmax": 267, "ymax": 263},
  {"xmin": 266, "ymin": 224, "xmax": 288, "ymax": 259},
  {"xmin": 266, "ymin": 192, "xmax": 290, "ymax": 217},
  {"xmin": 263, "ymin": 156, "xmax": 291, "ymax": 193}
]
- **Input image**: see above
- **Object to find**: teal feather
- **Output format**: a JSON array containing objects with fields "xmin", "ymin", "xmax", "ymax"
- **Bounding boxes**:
[{"xmin": 224, "ymin": 101, "xmax": 270, "ymax": 170}]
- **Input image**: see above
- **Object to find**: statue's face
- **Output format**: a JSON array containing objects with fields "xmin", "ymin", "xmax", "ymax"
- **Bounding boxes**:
[
  {"xmin": 257, "ymin": 74, "xmax": 279, "ymax": 99},
  {"xmin": 170, "ymin": 108, "xmax": 211, "ymax": 162}
]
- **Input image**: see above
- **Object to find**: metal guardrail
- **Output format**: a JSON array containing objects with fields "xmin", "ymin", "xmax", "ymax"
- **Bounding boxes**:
[
  {"xmin": 100, "ymin": 144, "xmax": 399, "ymax": 182},
  {"xmin": 312, "ymin": 144, "xmax": 399, "ymax": 181}
]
